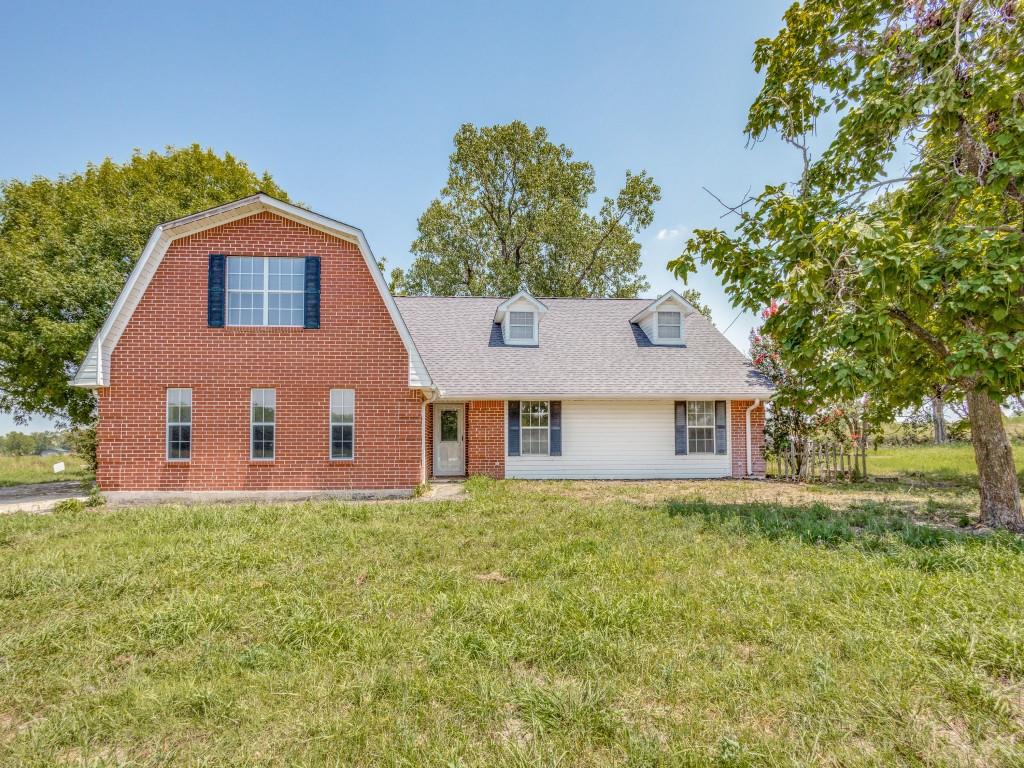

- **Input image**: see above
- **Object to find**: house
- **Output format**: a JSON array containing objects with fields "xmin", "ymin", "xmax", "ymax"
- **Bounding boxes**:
[{"xmin": 73, "ymin": 195, "xmax": 772, "ymax": 500}]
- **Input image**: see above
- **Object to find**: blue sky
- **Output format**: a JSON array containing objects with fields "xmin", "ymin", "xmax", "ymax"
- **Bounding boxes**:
[{"xmin": 1, "ymin": 0, "xmax": 798, "ymax": 433}]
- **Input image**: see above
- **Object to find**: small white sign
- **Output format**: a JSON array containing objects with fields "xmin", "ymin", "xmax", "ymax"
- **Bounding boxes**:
[{"xmin": 53, "ymin": 461, "xmax": 65, "ymax": 474}]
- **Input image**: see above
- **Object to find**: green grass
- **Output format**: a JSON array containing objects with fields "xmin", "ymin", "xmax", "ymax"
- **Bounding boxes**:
[
  {"xmin": 868, "ymin": 442, "xmax": 1024, "ymax": 487},
  {"xmin": 0, "ymin": 454, "xmax": 89, "ymax": 487},
  {"xmin": 2, "ymin": 479, "xmax": 1023, "ymax": 766}
]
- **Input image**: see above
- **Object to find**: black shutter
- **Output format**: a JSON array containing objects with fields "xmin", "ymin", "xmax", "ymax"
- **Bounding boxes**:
[
  {"xmin": 304, "ymin": 256, "xmax": 321, "ymax": 329},
  {"xmin": 549, "ymin": 401, "xmax": 561, "ymax": 456},
  {"xmin": 674, "ymin": 401, "xmax": 688, "ymax": 455},
  {"xmin": 207, "ymin": 254, "xmax": 226, "ymax": 328},
  {"xmin": 715, "ymin": 401, "xmax": 727, "ymax": 455},
  {"xmin": 507, "ymin": 401, "xmax": 520, "ymax": 456}
]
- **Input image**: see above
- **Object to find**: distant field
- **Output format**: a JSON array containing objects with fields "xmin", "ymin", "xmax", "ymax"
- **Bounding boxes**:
[
  {"xmin": 0, "ymin": 454, "xmax": 89, "ymax": 487},
  {"xmin": 868, "ymin": 442, "xmax": 1024, "ymax": 487}
]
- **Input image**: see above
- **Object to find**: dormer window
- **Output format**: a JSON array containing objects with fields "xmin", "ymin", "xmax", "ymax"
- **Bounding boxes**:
[
  {"xmin": 509, "ymin": 311, "xmax": 536, "ymax": 342},
  {"xmin": 495, "ymin": 290, "xmax": 547, "ymax": 346},
  {"xmin": 657, "ymin": 311, "xmax": 682, "ymax": 340},
  {"xmin": 630, "ymin": 290, "xmax": 696, "ymax": 345}
]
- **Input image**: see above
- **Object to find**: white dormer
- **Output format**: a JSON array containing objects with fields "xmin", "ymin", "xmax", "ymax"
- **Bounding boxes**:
[
  {"xmin": 494, "ymin": 290, "xmax": 548, "ymax": 346},
  {"xmin": 630, "ymin": 290, "xmax": 698, "ymax": 346}
]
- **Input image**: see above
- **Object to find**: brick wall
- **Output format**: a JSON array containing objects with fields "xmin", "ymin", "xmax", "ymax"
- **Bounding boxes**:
[
  {"xmin": 465, "ymin": 400, "xmax": 504, "ymax": 479},
  {"xmin": 730, "ymin": 400, "xmax": 766, "ymax": 478},
  {"xmin": 97, "ymin": 211, "xmax": 423, "ymax": 491}
]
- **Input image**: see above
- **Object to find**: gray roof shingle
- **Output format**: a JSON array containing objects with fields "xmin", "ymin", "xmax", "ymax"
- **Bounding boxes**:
[{"xmin": 395, "ymin": 296, "xmax": 774, "ymax": 399}]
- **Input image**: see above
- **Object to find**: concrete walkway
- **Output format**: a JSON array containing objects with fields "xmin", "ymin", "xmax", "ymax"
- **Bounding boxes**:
[
  {"xmin": 0, "ymin": 481, "xmax": 87, "ymax": 515},
  {"xmin": 420, "ymin": 481, "xmax": 468, "ymax": 502}
]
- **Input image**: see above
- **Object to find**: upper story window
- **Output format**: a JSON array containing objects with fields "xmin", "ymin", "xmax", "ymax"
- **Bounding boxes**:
[
  {"xmin": 657, "ymin": 311, "xmax": 682, "ymax": 340},
  {"xmin": 509, "ymin": 311, "xmax": 536, "ymax": 342},
  {"xmin": 228, "ymin": 257, "xmax": 304, "ymax": 327}
]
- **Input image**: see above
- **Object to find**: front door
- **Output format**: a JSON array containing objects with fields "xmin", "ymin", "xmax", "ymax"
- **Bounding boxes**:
[{"xmin": 433, "ymin": 404, "xmax": 465, "ymax": 476}]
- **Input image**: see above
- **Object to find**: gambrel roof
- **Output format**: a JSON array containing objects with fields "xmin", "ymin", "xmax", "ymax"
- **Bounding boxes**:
[{"xmin": 72, "ymin": 195, "xmax": 431, "ymax": 389}]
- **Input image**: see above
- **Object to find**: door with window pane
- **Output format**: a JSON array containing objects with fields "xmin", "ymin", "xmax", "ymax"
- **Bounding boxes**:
[{"xmin": 433, "ymin": 404, "xmax": 465, "ymax": 476}]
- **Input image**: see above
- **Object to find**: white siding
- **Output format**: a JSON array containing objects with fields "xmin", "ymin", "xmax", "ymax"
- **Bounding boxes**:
[{"xmin": 506, "ymin": 399, "xmax": 731, "ymax": 479}]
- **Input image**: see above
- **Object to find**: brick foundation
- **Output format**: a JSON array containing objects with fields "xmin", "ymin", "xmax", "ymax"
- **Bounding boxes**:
[{"xmin": 730, "ymin": 400, "xmax": 766, "ymax": 478}]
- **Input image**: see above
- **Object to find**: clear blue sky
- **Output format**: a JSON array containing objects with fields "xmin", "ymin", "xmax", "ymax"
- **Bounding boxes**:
[{"xmin": 1, "ymin": 0, "xmax": 798, "ymax": 433}]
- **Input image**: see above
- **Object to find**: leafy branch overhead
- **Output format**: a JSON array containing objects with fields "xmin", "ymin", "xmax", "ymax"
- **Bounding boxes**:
[
  {"xmin": 397, "ymin": 121, "xmax": 661, "ymax": 297},
  {"xmin": 669, "ymin": 0, "xmax": 1024, "ymax": 530}
]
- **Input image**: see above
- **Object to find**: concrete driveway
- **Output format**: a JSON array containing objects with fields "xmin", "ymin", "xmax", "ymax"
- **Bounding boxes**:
[{"xmin": 0, "ymin": 481, "xmax": 86, "ymax": 515}]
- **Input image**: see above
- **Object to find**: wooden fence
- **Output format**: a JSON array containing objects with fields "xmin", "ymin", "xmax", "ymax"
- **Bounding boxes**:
[{"xmin": 768, "ymin": 439, "xmax": 868, "ymax": 482}]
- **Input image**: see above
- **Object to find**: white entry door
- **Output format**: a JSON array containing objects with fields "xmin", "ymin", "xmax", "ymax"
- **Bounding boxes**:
[{"xmin": 434, "ymin": 404, "xmax": 465, "ymax": 476}]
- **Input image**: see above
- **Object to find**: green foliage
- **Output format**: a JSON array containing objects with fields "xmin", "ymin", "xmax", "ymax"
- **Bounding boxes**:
[
  {"xmin": 0, "ymin": 430, "xmax": 69, "ymax": 456},
  {"xmin": 679, "ymin": 287, "xmax": 712, "ymax": 318},
  {"xmin": 671, "ymin": 1, "xmax": 1024, "ymax": 416},
  {"xmin": 398, "ymin": 121, "xmax": 660, "ymax": 298},
  {"xmin": 67, "ymin": 423, "xmax": 97, "ymax": 475},
  {"xmin": 0, "ymin": 145, "xmax": 287, "ymax": 424}
]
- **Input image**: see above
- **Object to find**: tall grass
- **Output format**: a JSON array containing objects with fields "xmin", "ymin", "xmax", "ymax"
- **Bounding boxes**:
[
  {"xmin": 0, "ymin": 454, "xmax": 89, "ymax": 487},
  {"xmin": 1, "ymin": 478, "xmax": 1022, "ymax": 765},
  {"xmin": 869, "ymin": 442, "xmax": 1024, "ymax": 487}
]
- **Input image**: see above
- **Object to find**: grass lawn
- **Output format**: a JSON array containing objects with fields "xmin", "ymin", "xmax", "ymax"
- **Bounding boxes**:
[
  {"xmin": 2, "ymin": 479, "xmax": 1022, "ymax": 766},
  {"xmin": 867, "ymin": 442, "xmax": 1024, "ymax": 487},
  {"xmin": 0, "ymin": 454, "xmax": 90, "ymax": 488}
]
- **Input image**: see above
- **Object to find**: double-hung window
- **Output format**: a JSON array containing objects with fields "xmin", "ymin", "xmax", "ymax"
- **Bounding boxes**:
[
  {"xmin": 330, "ymin": 389, "xmax": 355, "ymax": 460},
  {"xmin": 520, "ymin": 401, "xmax": 550, "ymax": 455},
  {"xmin": 227, "ymin": 257, "xmax": 305, "ymax": 326},
  {"xmin": 657, "ymin": 311, "xmax": 682, "ymax": 340},
  {"xmin": 687, "ymin": 401, "xmax": 715, "ymax": 454},
  {"xmin": 251, "ymin": 388, "xmax": 276, "ymax": 460},
  {"xmin": 166, "ymin": 388, "xmax": 192, "ymax": 461},
  {"xmin": 509, "ymin": 311, "xmax": 536, "ymax": 342}
]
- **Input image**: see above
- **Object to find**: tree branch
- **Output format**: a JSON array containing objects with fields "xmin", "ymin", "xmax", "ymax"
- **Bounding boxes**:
[{"xmin": 887, "ymin": 306, "xmax": 949, "ymax": 360}]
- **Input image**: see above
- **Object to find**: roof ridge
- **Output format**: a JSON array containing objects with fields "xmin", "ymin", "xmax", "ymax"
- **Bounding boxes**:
[{"xmin": 394, "ymin": 295, "xmax": 653, "ymax": 301}]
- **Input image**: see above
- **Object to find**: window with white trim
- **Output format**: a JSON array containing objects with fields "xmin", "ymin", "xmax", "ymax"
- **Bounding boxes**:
[
  {"xmin": 330, "ymin": 389, "xmax": 355, "ymax": 460},
  {"xmin": 227, "ymin": 257, "xmax": 304, "ymax": 327},
  {"xmin": 509, "ymin": 311, "xmax": 536, "ymax": 342},
  {"xmin": 657, "ymin": 310, "xmax": 682, "ymax": 340},
  {"xmin": 520, "ymin": 401, "xmax": 549, "ymax": 455},
  {"xmin": 251, "ymin": 388, "xmax": 276, "ymax": 460},
  {"xmin": 166, "ymin": 388, "xmax": 191, "ymax": 461},
  {"xmin": 687, "ymin": 400, "xmax": 715, "ymax": 454}
]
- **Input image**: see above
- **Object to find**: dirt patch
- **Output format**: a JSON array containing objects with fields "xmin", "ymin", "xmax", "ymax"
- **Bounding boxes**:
[{"xmin": 474, "ymin": 571, "xmax": 509, "ymax": 583}]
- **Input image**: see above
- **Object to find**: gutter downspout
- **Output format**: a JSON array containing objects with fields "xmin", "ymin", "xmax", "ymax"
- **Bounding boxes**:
[
  {"xmin": 745, "ymin": 398, "xmax": 761, "ymax": 477},
  {"xmin": 421, "ymin": 387, "xmax": 440, "ymax": 484}
]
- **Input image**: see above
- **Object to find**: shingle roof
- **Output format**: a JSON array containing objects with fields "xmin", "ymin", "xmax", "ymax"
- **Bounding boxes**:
[{"xmin": 395, "ymin": 296, "xmax": 774, "ymax": 399}]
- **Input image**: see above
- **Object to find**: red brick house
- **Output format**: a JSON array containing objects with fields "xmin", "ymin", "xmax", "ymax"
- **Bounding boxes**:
[{"xmin": 73, "ymin": 195, "xmax": 770, "ymax": 500}]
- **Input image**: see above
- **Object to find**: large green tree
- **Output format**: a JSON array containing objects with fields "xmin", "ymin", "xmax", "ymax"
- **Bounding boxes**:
[
  {"xmin": 0, "ymin": 146, "xmax": 287, "ymax": 425},
  {"xmin": 398, "ymin": 121, "xmax": 660, "ymax": 298},
  {"xmin": 671, "ymin": 1, "xmax": 1024, "ymax": 530}
]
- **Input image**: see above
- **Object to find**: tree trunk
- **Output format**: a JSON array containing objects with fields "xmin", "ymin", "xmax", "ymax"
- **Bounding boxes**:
[
  {"xmin": 967, "ymin": 389, "xmax": 1024, "ymax": 531},
  {"xmin": 932, "ymin": 395, "xmax": 947, "ymax": 444}
]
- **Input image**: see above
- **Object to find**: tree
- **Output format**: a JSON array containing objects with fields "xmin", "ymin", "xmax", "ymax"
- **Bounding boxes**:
[
  {"xmin": 0, "ymin": 432, "xmax": 37, "ymax": 456},
  {"xmin": 679, "ymin": 287, "xmax": 713, "ymax": 319},
  {"xmin": 0, "ymin": 146, "xmax": 287, "ymax": 425},
  {"xmin": 671, "ymin": 1, "xmax": 1024, "ymax": 530},
  {"xmin": 397, "ymin": 121, "xmax": 660, "ymax": 298}
]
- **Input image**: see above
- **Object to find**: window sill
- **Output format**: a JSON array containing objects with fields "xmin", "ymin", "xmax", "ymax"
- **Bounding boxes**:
[
  {"xmin": 220, "ymin": 326, "xmax": 310, "ymax": 333},
  {"xmin": 165, "ymin": 460, "xmax": 191, "ymax": 466}
]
